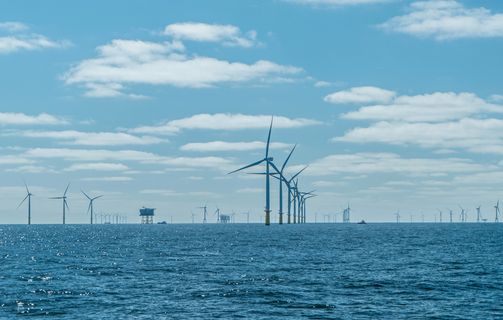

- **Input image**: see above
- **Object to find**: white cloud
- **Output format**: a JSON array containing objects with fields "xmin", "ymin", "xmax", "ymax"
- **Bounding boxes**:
[
  {"xmin": 291, "ymin": 152, "xmax": 489, "ymax": 176},
  {"xmin": 379, "ymin": 1, "xmax": 503, "ymax": 40},
  {"xmin": 5, "ymin": 165, "xmax": 57, "ymax": 174},
  {"xmin": 314, "ymin": 81, "xmax": 332, "ymax": 87},
  {"xmin": 64, "ymin": 162, "xmax": 129, "ymax": 172},
  {"xmin": 336, "ymin": 118, "xmax": 503, "ymax": 155},
  {"xmin": 0, "ymin": 22, "xmax": 28, "ymax": 32},
  {"xmin": 22, "ymin": 148, "xmax": 236, "ymax": 170},
  {"xmin": 236, "ymin": 188, "xmax": 264, "ymax": 194},
  {"xmin": 180, "ymin": 141, "xmax": 291, "ymax": 152},
  {"xmin": 81, "ymin": 176, "xmax": 133, "ymax": 182},
  {"xmin": 63, "ymin": 38, "xmax": 301, "ymax": 96},
  {"xmin": 164, "ymin": 22, "xmax": 257, "ymax": 47},
  {"xmin": 286, "ymin": 0, "xmax": 390, "ymax": 6},
  {"xmin": 0, "ymin": 155, "xmax": 33, "ymax": 165},
  {"xmin": 0, "ymin": 112, "xmax": 67, "ymax": 125},
  {"xmin": 341, "ymin": 91, "xmax": 502, "ymax": 122},
  {"xmin": 0, "ymin": 22, "xmax": 69, "ymax": 54},
  {"xmin": 324, "ymin": 86, "xmax": 396, "ymax": 104},
  {"xmin": 16, "ymin": 130, "xmax": 164, "ymax": 146},
  {"xmin": 131, "ymin": 113, "xmax": 320, "ymax": 135}
]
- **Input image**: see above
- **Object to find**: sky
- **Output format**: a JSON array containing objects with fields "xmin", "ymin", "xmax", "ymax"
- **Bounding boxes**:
[{"xmin": 1, "ymin": 0, "xmax": 503, "ymax": 224}]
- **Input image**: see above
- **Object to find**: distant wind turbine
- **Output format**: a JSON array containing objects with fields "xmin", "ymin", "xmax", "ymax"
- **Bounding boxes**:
[
  {"xmin": 476, "ymin": 205, "xmax": 482, "ymax": 223},
  {"xmin": 82, "ymin": 190, "xmax": 103, "ymax": 225},
  {"xmin": 495, "ymin": 201, "xmax": 500, "ymax": 223},
  {"xmin": 198, "ymin": 205, "xmax": 208, "ymax": 223},
  {"xmin": 50, "ymin": 183, "xmax": 70, "ymax": 224},
  {"xmin": 18, "ymin": 182, "xmax": 33, "ymax": 225},
  {"xmin": 395, "ymin": 210, "xmax": 400, "ymax": 223}
]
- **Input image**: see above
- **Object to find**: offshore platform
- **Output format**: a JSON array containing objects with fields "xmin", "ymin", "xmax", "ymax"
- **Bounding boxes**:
[{"xmin": 139, "ymin": 207, "xmax": 155, "ymax": 224}]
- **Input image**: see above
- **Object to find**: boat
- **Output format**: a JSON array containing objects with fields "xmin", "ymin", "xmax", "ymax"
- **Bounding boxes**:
[
  {"xmin": 357, "ymin": 220, "xmax": 367, "ymax": 224},
  {"xmin": 157, "ymin": 221, "xmax": 167, "ymax": 224}
]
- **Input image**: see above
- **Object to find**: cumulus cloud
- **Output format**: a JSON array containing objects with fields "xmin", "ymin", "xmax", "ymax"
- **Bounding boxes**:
[
  {"xmin": 81, "ymin": 176, "xmax": 133, "ymax": 182},
  {"xmin": 0, "ymin": 22, "xmax": 28, "ymax": 32},
  {"xmin": 0, "ymin": 112, "xmax": 67, "ymax": 125},
  {"xmin": 131, "ymin": 113, "xmax": 320, "ymax": 135},
  {"xmin": 63, "ymin": 38, "xmax": 301, "ymax": 97},
  {"xmin": 16, "ymin": 130, "xmax": 164, "ymax": 146},
  {"xmin": 0, "ymin": 21, "xmax": 69, "ymax": 54},
  {"xmin": 379, "ymin": 1, "xmax": 503, "ymax": 40},
  {"xmin": 290, "ymin": 153, "xmax": 488, "ymax": 176},
  {"xmin": 64, "ymin": 162, "xmax": 129, "ymax": 172},
  {"xmin": 180, "ymin": 141, "xmax": 291, "ymax": 152},
  {"xmin": 164, "ymin": 22, "xmax": 258, "ymax": 47},
  {"xmin": 339, "ymin": 91, "xmax": 503, "ymax": 122},
  {"xmin": 336, "ymin": 118, "xmax": 503, "ymax": 155},
  {"xmin": 21, "ymin": 148, "xmax": 236, "ymax": 171},
  {"xmin": 324, "ymin": 86, "xmax": 396, "ymax": 104}
]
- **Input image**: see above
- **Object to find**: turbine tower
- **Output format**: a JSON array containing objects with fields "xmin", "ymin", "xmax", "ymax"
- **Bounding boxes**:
[
  {"xmin": 214, "ymin": 207, "xmax": 221, "ymax": 223},
  {"xmin": 449, "ymin": 209, "xmax": 453, "ymax": 223},
  {"xmin": 82, "ymin": 190, "xmax": 103, "ymax": 225},
  {"xmin": 228, "ymin": 117, "xmax": 274, "ymax": 226},
  {"xmin": 495, "ymin": 201, "xmax": 500, "ymax": 223},
  {"xmin": 198, "ymin": 205, "xmax": 208, "ymax": 223},
  {"xmin": 50, "ymin": 183, "xmax": 70, "ymax": 224},
  {"xmin": 476, "ymin": 205, "xmax": 481, "ymax": 223},
  {"xmin": 18, "ymin": 182, "xmax": 33, "ymax": 225},
  {"xmin": 437, "ymin": 209, "xmax": 442, "ymax": 223},
  {"xmin": 395, "ymin": 210, "xmax": 400, "ymax": 223}
]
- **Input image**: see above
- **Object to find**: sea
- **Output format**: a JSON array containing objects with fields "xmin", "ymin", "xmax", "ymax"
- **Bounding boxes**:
[{"xmin": 0, "ymin": 223, "xmax": 502, "ymax": 319}]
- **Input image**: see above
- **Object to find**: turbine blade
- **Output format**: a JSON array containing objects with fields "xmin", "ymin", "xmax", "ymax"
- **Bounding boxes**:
[
  {"xmin": 92, "ymin": 195, "xmax": 103, "ymax": 200},
  {"xmin": 49, "ymin": 197, "xmax": 64, "ymax": 199},
  {"xmin": 265, "ymin": 117, "xmax": 273, "ymax": 158},
  {"xmin": 24, "ymin": 181, "xmax": 30, "ymax": 194},
  {"xmin": 87, "ymin": 203, "xmax": 92, "ymax": 214},
  {"xmin": 64, "ymin": 183, "xmax": 70, "ymax": 196},
  {"xmin": 290, "ymin": 165, "xmax": 308, "ymax": 182},
  {"xmin": 228, "ymin": 158, "xmax": 266, "ymax": 174},
  {"xmin": 65, "ymin": 200, "xmax": 70, "ymax": 211},
  {"xmin": 17, "ymin": 195, "xmax": 29, "ymax": 209},
  {"xmin": 281, "ymin": 144, "xmax": 297, "ymax": 172},
  {"xmin": 81, "ymin": 190, "xmax": 91, "ymax": 200}
]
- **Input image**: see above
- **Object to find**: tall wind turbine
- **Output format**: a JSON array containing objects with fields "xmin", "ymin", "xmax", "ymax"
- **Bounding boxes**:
[
  {"xmin": 214, "ymin": 207, "xmax": 221, "ymax": 223},
  {"xmin": 18, "ymin": 182, "xmax": 33, "ymax": 225},
  {"xmin": 50, "ymin": 183, "xmax": 70, "ymax": 224},
  {"xmin": 82, "ymin": 190, "xmax": 103, "ymax": 225},
  {"xmin": 228, "ymin": 118, "xmax": 275, "ymax": 226},
  {"xmin": 395, "ymin": 210, "xmax": 400, "ymax": 223},
  {"xmin": 437, "ymin": 209, "xmax": 442, "ymax": 223},
  {"xmin": 495, "ymin": 201, "xmax": 500, "ymax": 223},
  {"xmin": 476, "ymin": 205, "xmax": 481, "ymax": 223},
  {"xmin": 275, "ymin": 145, "xmax": 297, "ymax": 224},
  {"xmin": 459, "ymin": 205, "xmax": 466, "ymax": 222},
  {"xmin": 449, "ymin": 209, "xmax": 453, "ymax": 223}
]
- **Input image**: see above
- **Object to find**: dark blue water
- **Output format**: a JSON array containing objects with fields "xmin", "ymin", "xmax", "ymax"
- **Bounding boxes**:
[{"xmin": 1, "ymin": 224, "xmax": 502, "ymax": 319}]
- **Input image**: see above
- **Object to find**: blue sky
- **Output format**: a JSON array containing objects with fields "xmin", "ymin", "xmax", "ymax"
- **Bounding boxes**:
[{"xmin": 1, "ymin": 0, "xmax": 503, "ymax": 223}]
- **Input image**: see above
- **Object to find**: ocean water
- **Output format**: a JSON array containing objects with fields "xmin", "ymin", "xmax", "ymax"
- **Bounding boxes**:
[{"xmin": 0, "ymin": 223, "xmax": 502, "ymax": 319}]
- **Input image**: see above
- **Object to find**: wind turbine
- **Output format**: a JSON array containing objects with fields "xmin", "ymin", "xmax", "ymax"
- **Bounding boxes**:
[
  {"xmin": 190, "ymin": 210, "xmax": 195, "ymax": 224},
  {"xmin": 228, "ymin": 117, "xmax": 275, "ymax": 226},
  {"xmin": 301, "ymin": 193, "xmax": 316, "ymax": 223},
  {"xmin": 82, "ymin": 190, "xmax": 103, "ymax": 225},
  {"xmin": 214, "ymin": 207, "xmax": 221, "ymax": 223},
  {"xmin": 50, "ymin": 183, "xmax": 70, "ymax": 224},
  {"xmin": 198, "ymin": 205, "xmax": 208, "ymax": 223},
  {"xmin": 395, "ymin": 210, "xmax": 400, "ymax": 223},
  {"xmin": 18, "ymin": 182, "xmax": 33, "ymax": 225},
  {"xmin": 275, "ymin": 145, "xmax": 297, "ymax": 224},
  {"xmin": 458, "ymin": 205, "xmax": 466, "ymax": 222},
  {"xmin": 241, "ymin": 211, "xmax": 250, "ymax": 223},
  {"xmin": 437, "ymin": 209, "xmax": 442, "ymax": 223},
  {"xmin": 449, "ymin": 209, "xmax": 453, "ymax": 223},
  {"xmin": 476, "ymin": 205, "xmax": 482, "ymax": 223},
  {"xmin": 495, "ymin": 201, "xmax": 500, "ymax": 223}
]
